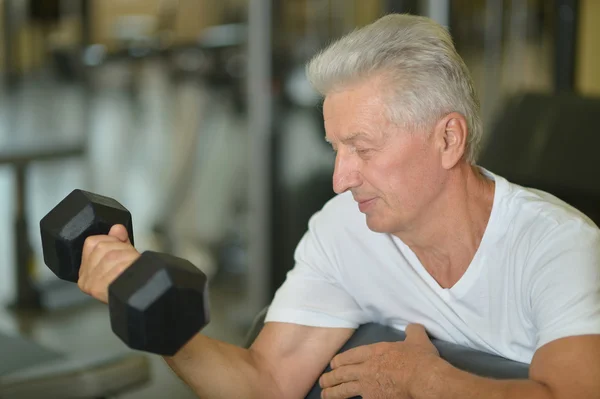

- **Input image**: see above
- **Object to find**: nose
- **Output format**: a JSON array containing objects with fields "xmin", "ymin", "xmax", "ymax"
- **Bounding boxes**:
[{"xmin": 332, "ymin": 151, "xmax": 361, "ymax": 194}]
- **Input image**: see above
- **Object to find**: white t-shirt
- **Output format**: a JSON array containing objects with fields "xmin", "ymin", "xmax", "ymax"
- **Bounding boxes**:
[{"xmin": 265, "ymin": 170, "xmax": 600, "ymax": 364}]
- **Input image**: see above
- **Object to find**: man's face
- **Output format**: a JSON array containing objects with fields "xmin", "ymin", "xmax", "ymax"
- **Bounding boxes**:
[{"xmin": 323, "ymin": 78, "xmax": 446, "ymax": 234}]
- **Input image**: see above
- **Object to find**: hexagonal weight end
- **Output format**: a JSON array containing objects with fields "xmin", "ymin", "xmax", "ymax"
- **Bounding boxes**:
[
  {"xmin": 40, "ymin": 189, "xmax": 134, "ymax": 282},
  {"xmin": 108, "ymin": 251, "xmax": 210, "ymax": 356}
]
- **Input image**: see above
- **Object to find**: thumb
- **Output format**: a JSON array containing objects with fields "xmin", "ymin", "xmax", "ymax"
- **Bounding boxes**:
[
  {"xmin": 108, "ymin": 224, "xmax": 132, "ymax": 244},
  {"xmin": 405, "ymin": 324, "xmax": 430, "ymax": 343}
]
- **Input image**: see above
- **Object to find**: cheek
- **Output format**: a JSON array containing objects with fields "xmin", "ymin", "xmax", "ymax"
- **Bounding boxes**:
[{"xmin": 380, "ymin": 146, "xmax": 441, "ymax": 204}]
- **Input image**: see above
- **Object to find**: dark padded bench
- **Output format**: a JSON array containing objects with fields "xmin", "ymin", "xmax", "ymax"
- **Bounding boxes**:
[
  {"xmin": 480, "ymin": 92, "xmax": 600, "ymax": 225},
  {"xmin": 245, "ymin": 308, "xmax": 529, "ymax": 399},
  {"xmin": 0, "ymin": 330, "xmax": 150, "ymax": 398}
]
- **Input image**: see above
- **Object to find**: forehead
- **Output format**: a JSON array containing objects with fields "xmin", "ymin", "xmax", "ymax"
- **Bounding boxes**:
[
  {"xmin": 323, "ymin": 77, "xmax": 387, "ymax": 113},
  {"xmin": 323, "ymin": 79, "xmax": 391, "ymax": 140}
]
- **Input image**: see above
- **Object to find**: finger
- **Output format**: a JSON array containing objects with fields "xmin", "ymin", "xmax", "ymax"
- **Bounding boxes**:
[
  {"xmin": 108, "ymin": 224, "xmax": 131, "ymax": 244},
  {"xmin": 81, "ymin": 236, "xmax": 122, "ymax": 274},
  {"xmin": 82, "ymin": 260, "xmax": 126, "ymax": 303},
  {"xmin": 79, "ymin": 245, "xmax": 130, "ymax": 292},
  {"xmin": 95, "ymin": 258, "xmax": 136, "ymax": 302},
  {"xmin": 331, "ymin": 345, "xmax": 372, "ymax": 369},
  {"xmin": 321, "ymin": 381, "xmax": 361, "ymax": 399},
  {"xmin": 319, "ymin": 365, "xmax": 362, "ymax": 389},
  {"xmin": 96, "ymin": 249, "xmax": 139, "ymax": 282},
  {"xmin": 86, "ymin": 241, "xmax": 133, "ymax": 276},
  {"xmin": 405, "ymin": 324, "xmax": 430, "ymax": 343},
  {"xmin": 81, "ymin": 250, "xmax": 139, "ymax": 303}
]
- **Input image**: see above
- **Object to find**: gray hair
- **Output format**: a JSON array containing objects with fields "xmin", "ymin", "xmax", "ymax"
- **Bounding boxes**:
[{"xmin": 306, "ymin": 14, "xmax": 482, "ymax": 163}]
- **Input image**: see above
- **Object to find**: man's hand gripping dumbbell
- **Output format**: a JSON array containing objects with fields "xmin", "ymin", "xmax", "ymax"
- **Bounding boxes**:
[{"xmin": 40, "ymin": 189, "xmax": 210, "ymax": 356}]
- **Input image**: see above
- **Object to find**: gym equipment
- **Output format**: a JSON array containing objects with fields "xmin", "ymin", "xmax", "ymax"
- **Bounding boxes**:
[
  {"xmin": 1, "ymin": 0, "xmax": 93, "ymax": 309},
  {"xmin": 40, "ymin": 190, "xmax": 134, "ymax": 283},
  {"xmin": 0, "ymin": 330, "xmax": 63, "ymax": 376},
  {"xmin": 479, "ymin": 92, "xmax": 600, "ymax": 225},
  {"xmin": 40, "ymin": 189, "xmax": 210, "ymax": 356},
  {"xmin": 153, "ymin": 22, "xmax": 248, "ymax": 260},
  {"xmin": 0, "ymin": 328, "xmax": 150, "ymax": 399},
  {"xmin": 305, "ymin": 323, "xmax": 529, "ymax": 399},
  {"xmin": 0, "ymin": 139, "xmax": 86, "ymax": 310},
  {"xmin": 245, "ymin": 308, "xmax": 529, "ymax": 399}
]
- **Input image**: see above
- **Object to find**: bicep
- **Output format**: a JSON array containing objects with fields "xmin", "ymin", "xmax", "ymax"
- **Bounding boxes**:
[
  {"xmin": 529, "ymin": 230, "xmax": 600, "ymax": 349},
  {"xmin": 530, "ymin": 335, "xmax": 600, "ymax": 399},
  {"xmin": 250, "ymin": 322, "xmax": 354, "ymax": 399}
]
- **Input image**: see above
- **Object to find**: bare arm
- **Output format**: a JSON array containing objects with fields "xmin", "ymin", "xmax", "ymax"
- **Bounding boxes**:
[
  {"xmin": 165, "ymin": 322, "xmax": 355, "ymax": 399},
  {"xmin": 411, "ymin": 335, "xmax": 600, "ymax": 399},
  {"xmin": 76, "ymin": 228, "xmax": 355, "ymax": 398}
]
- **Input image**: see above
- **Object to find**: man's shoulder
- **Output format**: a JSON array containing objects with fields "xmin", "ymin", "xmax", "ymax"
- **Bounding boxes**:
[
  {"xmin": 498, "ymin": 175, "xmax": 600, "ymax": 250},
  {"xmin": 503, "ymin": 178, "xmax": 596, "ymax": 228}
]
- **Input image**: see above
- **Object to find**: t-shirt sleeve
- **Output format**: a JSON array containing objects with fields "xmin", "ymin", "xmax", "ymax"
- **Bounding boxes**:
[
  {"xmin": 529, "ymin": 223, "xmax": 600, "ymax": 350},
  {"xmin": 265, "ymin": 210, "xmax": 369, "ymax": 329}
]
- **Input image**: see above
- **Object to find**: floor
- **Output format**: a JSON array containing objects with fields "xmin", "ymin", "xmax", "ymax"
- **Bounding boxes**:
[{"xmin": 0, "ymin": 58, "xmax": 253, "ymax": 398}]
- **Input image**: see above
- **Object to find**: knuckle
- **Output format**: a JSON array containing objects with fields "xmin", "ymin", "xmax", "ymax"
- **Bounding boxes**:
[
  {"xmin": 102, "ymin": 237, "xmax": 120, "ymax": 249},
  {"xmin": 104, "ymin": 249, "xmax": 122, "ymax": 262},
  {"xmin": 83, "ymin": 235, "xmax": 97, "ymax": 250},
  {"xmin": 320, "ymin": 375, "xmax": 329, "ymax": 388},
  {"xmin": 330, "ymin": 356, "xmax": 338, "ymax": 368},
  {"xmin": 330, "ymin": 371, "xmax": 341, "ymax": 385},
  {"xmin": 96, "ymin": 240, "xmax": 110, "ymax": 251},
  {"xmin": 323, "ymin": 373, "xmax": 334, "ymax": 386},
  {"xmin": 342, "ymin": 382, "xmax": 358, "ymax": 396},
  {"xmin": 342, "ymin": 384, "xmax": 351, "ymax": 395},
  {"xmin": 115, "ymin": 259, "xmax": 129, "ymax": 272},
  {"xmin": 112, "ymin": 261, "xmax": 130, "ymax": 278}
]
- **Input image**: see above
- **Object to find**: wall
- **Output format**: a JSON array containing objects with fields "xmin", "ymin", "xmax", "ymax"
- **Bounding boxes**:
[{"xmin": 576, "ymin": 0, "xmax": 600, "ymax": 96}]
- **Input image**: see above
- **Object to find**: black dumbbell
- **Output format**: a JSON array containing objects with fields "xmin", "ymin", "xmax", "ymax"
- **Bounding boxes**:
[{"xmin": 40, "ymin": 189, "xmax": 210, "ymax": 356}]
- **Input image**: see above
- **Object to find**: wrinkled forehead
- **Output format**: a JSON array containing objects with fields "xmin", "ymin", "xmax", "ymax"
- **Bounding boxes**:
[
  {"xmin": 323, "ymin": 82, "xmax": 389, "ymax": 122},
  {"xmin": 323, "ymin": 103, "xmax": 397, "ymax": 150}
]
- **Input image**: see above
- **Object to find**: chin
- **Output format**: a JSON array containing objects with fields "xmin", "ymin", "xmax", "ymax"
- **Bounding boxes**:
[{"xmin": 365, "ymin": 214, "xmax": 396, "ymax": 234}]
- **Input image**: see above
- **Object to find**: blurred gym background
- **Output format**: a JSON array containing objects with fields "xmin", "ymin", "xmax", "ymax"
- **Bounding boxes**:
[{"xmin": 0, "ymin": 0, "xmax": 598, "ymax": 398}]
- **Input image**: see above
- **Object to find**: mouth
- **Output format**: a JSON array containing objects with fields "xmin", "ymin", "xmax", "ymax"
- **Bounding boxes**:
[{"xmin": 357, "ymin": 198, "xmax": 376, "ymax": 212}]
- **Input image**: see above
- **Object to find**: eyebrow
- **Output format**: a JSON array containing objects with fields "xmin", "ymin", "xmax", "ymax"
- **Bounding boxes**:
[{"xmin": 324, "ymin": 131, "xmax": 370, "ymax": 144}]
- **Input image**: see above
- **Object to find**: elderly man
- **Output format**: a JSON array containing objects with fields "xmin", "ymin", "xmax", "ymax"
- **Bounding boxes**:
[{"xmin": 77, "ymin": 14, "xmax": 600, "ymax": 399}]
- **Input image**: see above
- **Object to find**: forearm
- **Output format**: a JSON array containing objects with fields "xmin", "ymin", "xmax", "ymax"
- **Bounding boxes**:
[
  {"xmin": 412, "ymin": 358, "xmax": 554, "ymax": 399},
  {"xmin": 164, "ymin": 334, "xmax": 282, "ymax": 399}
]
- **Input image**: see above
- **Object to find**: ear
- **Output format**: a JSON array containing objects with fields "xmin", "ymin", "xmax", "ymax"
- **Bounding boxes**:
[{"xmin": 434, "ymin": 112, "xmax": 468, "ymax": 169}]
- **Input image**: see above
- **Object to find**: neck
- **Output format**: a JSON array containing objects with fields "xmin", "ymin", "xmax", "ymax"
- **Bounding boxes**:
[{"xmin": 394, "ymin": 164, "xmax": 495, "ymax": 287}]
